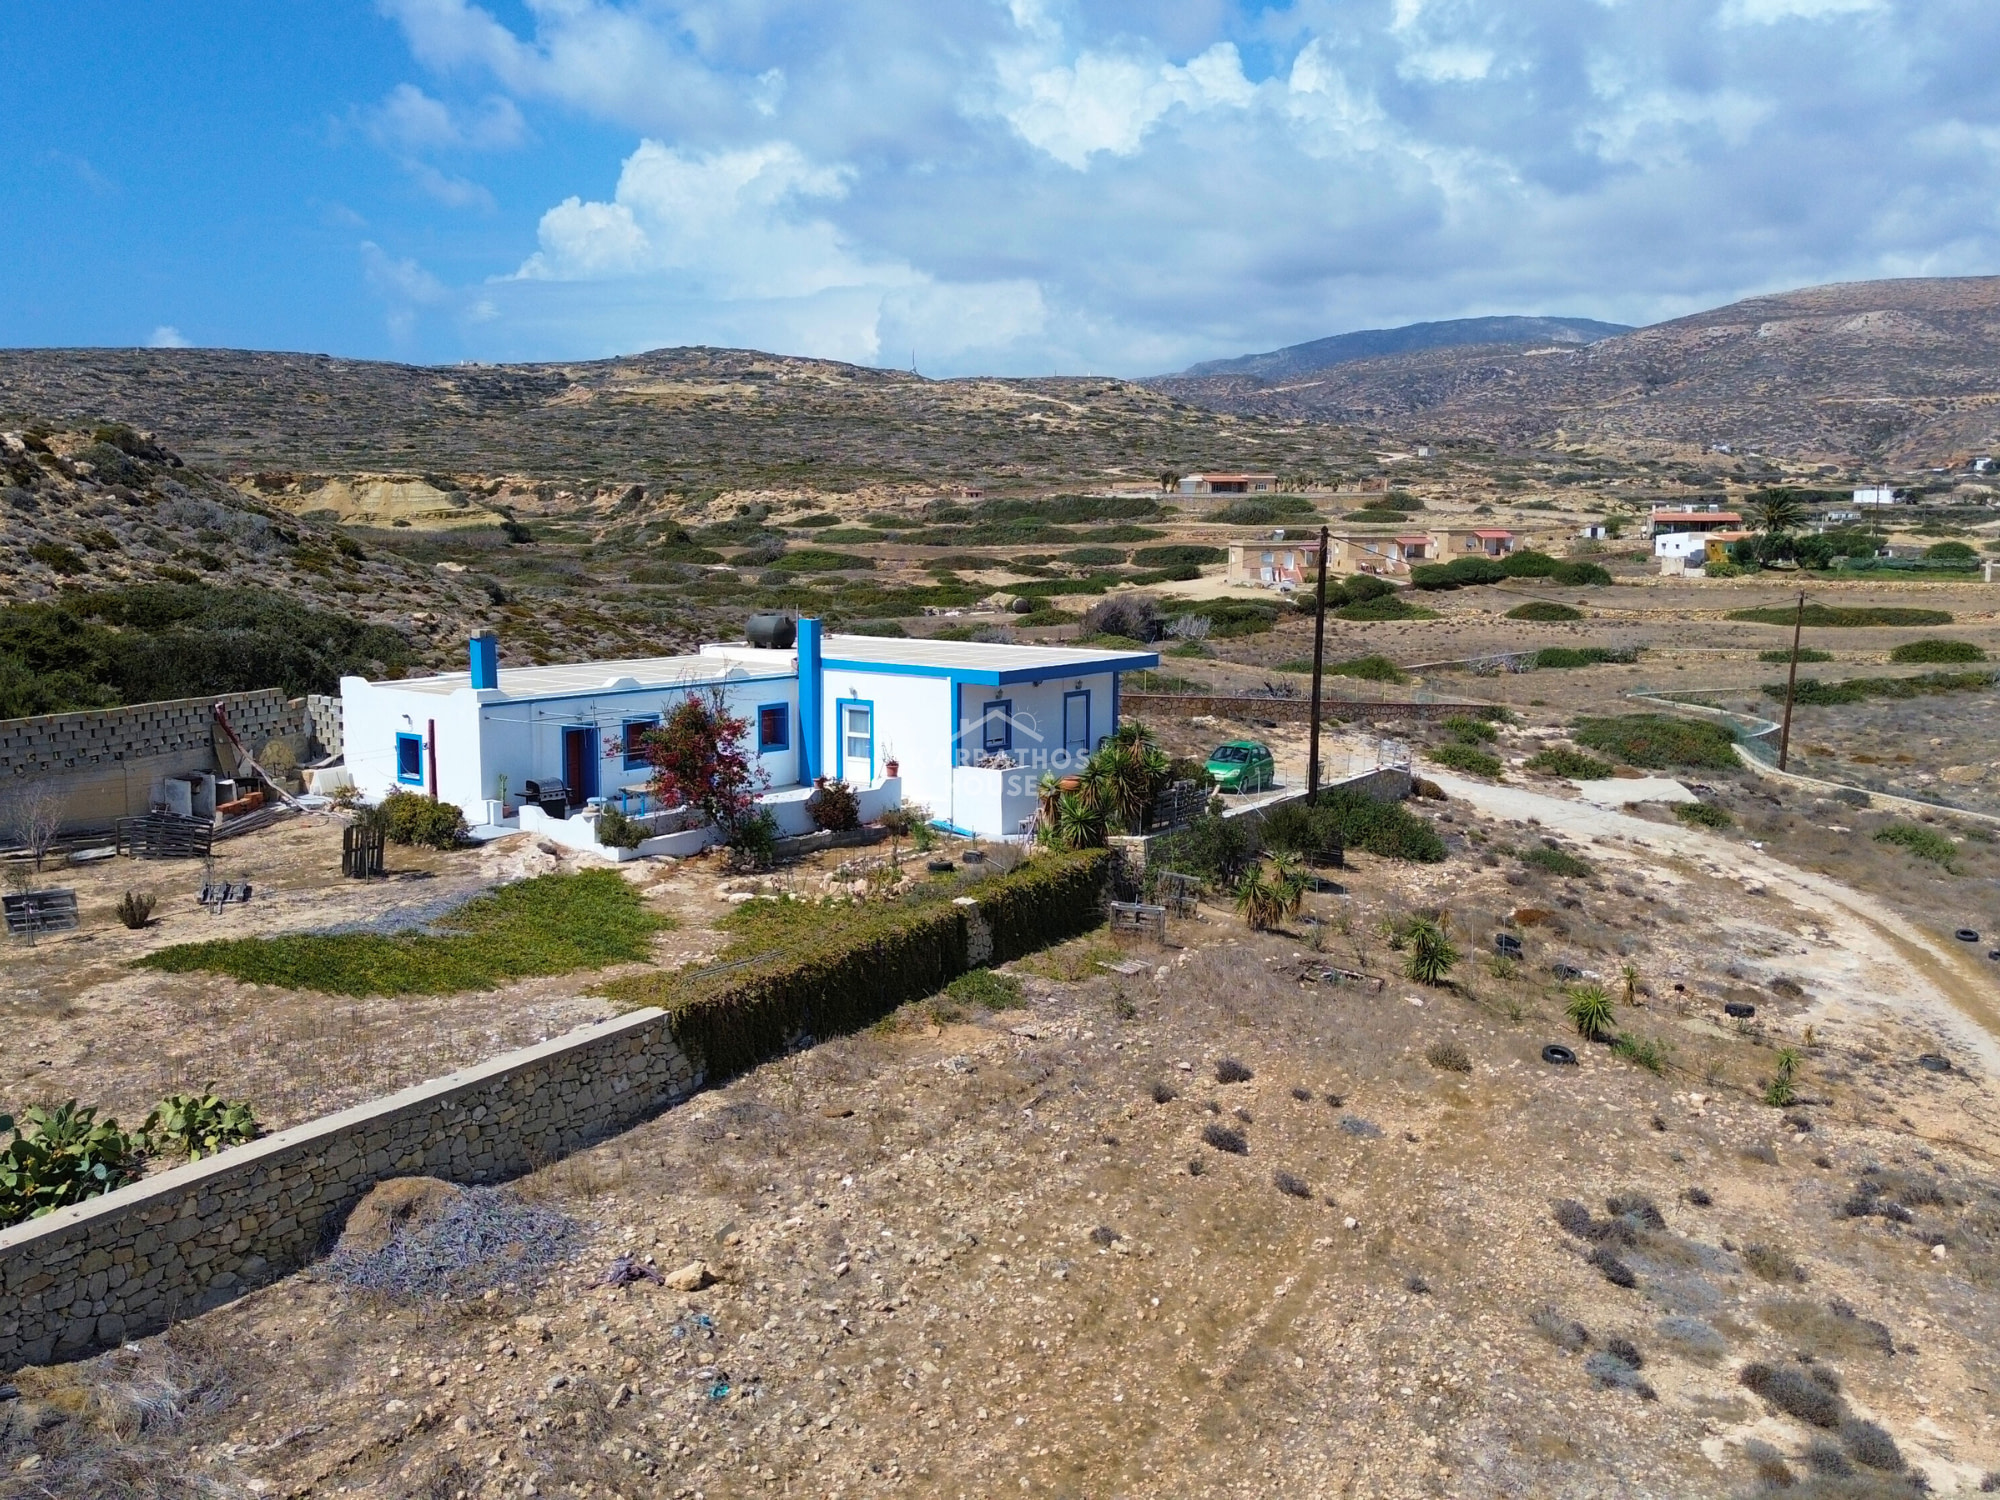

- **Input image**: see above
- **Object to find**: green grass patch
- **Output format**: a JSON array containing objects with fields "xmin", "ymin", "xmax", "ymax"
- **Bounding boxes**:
[
  {"xmin": 1727, "ymin": 605, "xmax": 1952, "ymax": 627},
  {"xmin": 1572, "ymin": 714, "xmax": 1739, "ymax": 770},
  {"xmin": 943, "ymin": 968, "xmax": 1027, "ymax": 1011},
  {"xmin": 1533, "ymin": 646, "xmax": 1636, "ymax": 669},
  {"xmin": 1525, "ymin": 746, "xmax": 1616, "ymax": 779},
  {"xmin": 1507, "ymin": 600, "xmax": 1584, "ymax": 622},
  {"xmin": 1762, "ymin": 670, "xmax": 1994, "ymax": 706},
  {"xmin": 1873, "ymin": 821, "xmax": 1957, "ymax": 868},
  {"xmin": 1674, "ymin": 801, "xmax": 1733, "ymax": 830},
  {"xmin": 1611, "ymin": 1033, "xmax": 1671, "ymax": 1075},
  {"xmin": 1334, "ymin": 593, "xmax": 1435, "ymax": 621},
  {"xmin": 136, "ymin": 871, "xmax": 669, "ymax": 997},
  {"xmin": 1520, "ymin": 844, "xmax": 1592, "ymax": 878},
  {"xmin": 1757, "ymin": 647, "xmax": 1834, "ymax": 664},
  {"xmin": 1427, "ymin": 742, "xmax": 1504, "ymax": 778},
  {"xmin": 1888, "ymin": 639, "xmax": 1986, "ymax": 664}
]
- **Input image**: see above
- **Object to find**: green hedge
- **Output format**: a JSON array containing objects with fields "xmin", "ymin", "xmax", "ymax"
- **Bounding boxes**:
[
  {"xmin": 606, "ymin": 850, "xmax": 1110, "ymax": 1083},
  {"xmin": 1412, "ymin": 551, "xmax": 1612, "ymax": 591},
  {"xmin": 1727, "ymin": 605, "xmax": 1952, "ymax": 627}
]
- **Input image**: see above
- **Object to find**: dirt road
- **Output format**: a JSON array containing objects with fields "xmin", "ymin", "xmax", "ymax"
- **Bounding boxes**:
[{"xmin": 1429, "ymin": 769, "xmax": 2000, "ymax": 1072}]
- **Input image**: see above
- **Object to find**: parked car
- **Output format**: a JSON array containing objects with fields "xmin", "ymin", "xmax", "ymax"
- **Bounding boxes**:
[{"xmin": 1205, "ymin": 739, "xmax": 1276, "ymax": 792}]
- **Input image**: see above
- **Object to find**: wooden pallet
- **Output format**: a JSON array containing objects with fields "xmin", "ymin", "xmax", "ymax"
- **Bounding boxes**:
[{"xmin": 3, "ymin": 889, "xmax": 79, "ymax": 937}]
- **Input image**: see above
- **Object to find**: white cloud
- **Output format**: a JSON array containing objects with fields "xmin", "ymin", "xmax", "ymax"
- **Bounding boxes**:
[
  {"xmin": 366, "ymin": 0, "xmax": 2000, "ymax": 375},
  {"xmin": 493, "ymin": 138, "xmax": 1043, "ymax": 365},
  {"xmin": 361, "ymin": 241, "xmax": 450, "ymax": 341},
  {"xmin": 364, "ymin": 83, "xmax": 524, "ymax": 151},
  {"xmin": 998, "ymin": 42, "xmax": 1257, "ymax": 168},
  {"xmin": 1720, "ymin": 0, "xmax": 1885, "ymax": 24},
  {"xmin": 403, "ymin": 159, "xmax": 497, "ymax": 211},
  {"xmin": 147, "ymin": 325, "xmax": 191, "ymax": 349}
]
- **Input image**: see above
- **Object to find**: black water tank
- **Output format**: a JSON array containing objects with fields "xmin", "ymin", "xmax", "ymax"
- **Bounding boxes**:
[{"xmin": 746, "ymin": 614, "xmax": 797, "ymax": 649}]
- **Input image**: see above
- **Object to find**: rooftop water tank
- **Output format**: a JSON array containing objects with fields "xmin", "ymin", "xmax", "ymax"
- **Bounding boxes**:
[{"xmin": 745, "ymin": 614, "xmax": 797, "ymax": 650}]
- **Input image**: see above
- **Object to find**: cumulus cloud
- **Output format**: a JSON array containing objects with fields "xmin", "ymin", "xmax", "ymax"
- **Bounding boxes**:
[
  {"xmin": 370, "ymin": 0, "xmax": 2000, "ymax": 374},
  {"xmin": 147, "ymin": 325, "xmax": 191, "ymax": 349},
  {"xmin": 492, "ymin": 137, "xmax": 1043, "ymax": 365}
]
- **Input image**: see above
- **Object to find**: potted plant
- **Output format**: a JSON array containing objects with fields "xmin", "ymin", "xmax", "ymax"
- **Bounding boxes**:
[{"xmin": 883, "ymin": 744, "xmax": 900, "ymax": 778}]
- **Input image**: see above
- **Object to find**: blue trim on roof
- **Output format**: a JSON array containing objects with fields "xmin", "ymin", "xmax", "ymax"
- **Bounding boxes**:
[{"xmin": 821, "ymin": 652, "xmax": 1158, "ymax": 686}]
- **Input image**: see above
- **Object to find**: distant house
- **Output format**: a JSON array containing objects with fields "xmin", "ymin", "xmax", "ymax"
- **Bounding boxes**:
[
  {"xmin": 1179, "ymin": 473, "xmax": 1278, "ymax": 496},
  {"xmin": 1431, "ymin": 528, "xmax": 1515, "ymax": 558},
  {"xmin": 1703, "ymin": 531, "xmax": 1755, "ymax": 564},
  {"xmin": 1853, "ymin": 486, "xmax": 1901, "ymax": 507},
  {"xmin": 1227, "ymin": 535, "xmax": 1320, "ymax": 588},
  {"xmin": 1648, "ymin": 505, "xmax": 1743, "ymax": 560}
]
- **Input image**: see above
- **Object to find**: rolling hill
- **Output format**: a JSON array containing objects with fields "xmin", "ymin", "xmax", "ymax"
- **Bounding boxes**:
[
  {"xmin": 1152, "ymin": 276, "xmax": 2000, "ymax": 464},
  {"xmin": 1176, "ymin": 315, "xmax": 1630, "ymax": 383},
  {"xmin": 0, "ymin": 346, "xmax": 1367, "ymax": 494}
]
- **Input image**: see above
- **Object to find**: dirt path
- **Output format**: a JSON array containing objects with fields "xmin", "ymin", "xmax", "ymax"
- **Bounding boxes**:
[{"xmin": 1429, "ymin": 769, "xmax": 2000, "ymax": 1073}]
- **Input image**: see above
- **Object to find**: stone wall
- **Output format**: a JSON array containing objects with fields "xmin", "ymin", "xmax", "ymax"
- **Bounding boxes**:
[
  {"xmin": 0, "ymin": 1008, "xmax": 698, "ymax": 1373},
  {"xmin": 1109, "ymin": 763, "xmax": 1413, "ymax": 886},
  {"xmin": 0, "ymin": 690, "xmax": 307, "ymax": 833},
  {"xmin": 1123, "ymin": 692, "xmax": 1481, "ymax": 725}
]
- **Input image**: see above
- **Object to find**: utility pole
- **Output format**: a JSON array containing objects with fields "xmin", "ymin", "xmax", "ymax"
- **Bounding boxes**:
[
  {"xmin": 1307, "ymin": 525, "xmax": 1330, "ymax": 798},
  {"xmin": 1777, "ymin": 590, "xmax": 1805, "ymax": 771}
]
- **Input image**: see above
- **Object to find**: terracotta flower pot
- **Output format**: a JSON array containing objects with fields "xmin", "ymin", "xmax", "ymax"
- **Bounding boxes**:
[
  {"xmin": 1059, "ymin": 776, "xmax": 1081, "ymax": 793},
  {"xmin": 885, "ymin": 759, "xmax": 900, "ymax": 777}
]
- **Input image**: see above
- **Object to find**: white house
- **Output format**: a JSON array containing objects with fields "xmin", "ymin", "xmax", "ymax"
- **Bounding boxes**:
[
  {"xmin": 338, "ymin": 622, "xmax": 1159, "ymax": 849},
  {"xmin": 1854, "ymin": 486, "xmax": 1901, "ymax": 507}
]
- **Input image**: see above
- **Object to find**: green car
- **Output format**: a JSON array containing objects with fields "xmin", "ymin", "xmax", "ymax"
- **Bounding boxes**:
[{"xmin": 1205, "ymin": 739, "xmax": 1276, "ymax": 793}]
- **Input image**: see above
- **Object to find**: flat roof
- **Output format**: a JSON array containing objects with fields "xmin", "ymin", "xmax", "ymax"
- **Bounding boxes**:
[
  {"xmin": 1651, "ymin": 510, "xmax": 1742, "ymax": 523},
  {"xmin": 366, "ymin": 653, "xmax": 770, "ymax": 700},
  {"xmin": 822, "ymin": 633, "xmax": 1159, "ymax": 685}
]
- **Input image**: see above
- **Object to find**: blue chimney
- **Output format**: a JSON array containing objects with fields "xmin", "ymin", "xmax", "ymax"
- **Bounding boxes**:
[
  {"xmin": 796, "ymin": 618, "xmax": 823, "ymax": 781},
  {"xmin": 469, "ymin": 632, "xmax": 499, "ymax": 690}
]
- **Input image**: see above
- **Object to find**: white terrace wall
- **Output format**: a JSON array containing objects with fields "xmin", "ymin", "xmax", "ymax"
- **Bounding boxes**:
[
  {"xmin": 0, "ymin": 689, "xmax": 309, "ymax": 833},
  {"xmin": 0, "ymin": 1008, "xmax": 698, "ymax": 1373}
]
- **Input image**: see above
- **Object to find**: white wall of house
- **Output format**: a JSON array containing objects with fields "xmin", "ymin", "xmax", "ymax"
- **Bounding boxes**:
[
  {"xmin": 340, "ymin": 671, "xmax": 799, "ymax": 818},
  {"xmin": 1653, "ymin": 532, "xmax": 1712, "ymax": 560},
  {"xmin": 816, "ymin": 668, "xmax": 949, "ymax": 810}
]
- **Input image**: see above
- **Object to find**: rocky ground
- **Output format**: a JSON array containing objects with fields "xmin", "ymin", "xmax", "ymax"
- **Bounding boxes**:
[{"xmin": 9, "ymin": 769, "xmax": 2000, "ymax": 1498}]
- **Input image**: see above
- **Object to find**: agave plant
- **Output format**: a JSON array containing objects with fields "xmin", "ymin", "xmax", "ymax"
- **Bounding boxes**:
[
  {"xmin": 1403, "ymin": 913, "xmax": 1461, "ymax": 986},
  {"xmin": 1091, "ymin": 724, "xmax": 1172, "ymax": 833},
  {"xmin": 1566, "ymin": 983, "xmax": 1616, "ymax": 1043},
  {"xmin": 1235, "ymin": 864, "xmax": 1287, "ymax": 931},
  {"xmin": 1763, "ymin": 1046, "xmax": 1802, "ymax": 1107}
]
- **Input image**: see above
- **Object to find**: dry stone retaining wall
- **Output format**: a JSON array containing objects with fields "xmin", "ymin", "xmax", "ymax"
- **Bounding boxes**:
[{"xmin": 0, "ymin": 1008, "xmax": 698, "ymax": 1373}]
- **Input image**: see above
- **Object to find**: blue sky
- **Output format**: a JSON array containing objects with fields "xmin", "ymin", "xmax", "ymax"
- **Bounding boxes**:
[{"xmin": 3, "ymin": 0, "xmax": 1998, "ymax": 376}]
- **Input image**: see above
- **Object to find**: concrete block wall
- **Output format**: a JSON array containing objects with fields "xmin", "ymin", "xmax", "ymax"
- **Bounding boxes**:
[
  {"xmin": 0, "ymin": 690, "xmax": 308, "ymax": 832},
  {"xmin": 304, "ymin": 694, "xmax": 343, "ymax": 759},
  {"xmin": 0, "ymin": 1007, "xmax": 699, "ymax": 1373}
]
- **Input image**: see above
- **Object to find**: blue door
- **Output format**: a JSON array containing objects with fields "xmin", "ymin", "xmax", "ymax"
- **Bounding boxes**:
[
  {"xmin": 1062, "ymin": 690, "xmax": 1091, "ymax": 759},
  {"xmin": 561, "ymin": 725, "xmax": 600, "ymax": 806}
]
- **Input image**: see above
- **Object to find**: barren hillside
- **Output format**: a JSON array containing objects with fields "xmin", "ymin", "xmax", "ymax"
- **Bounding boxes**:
[
  {"xmin": 1154, "ymin": 276, "xmax": 2000, "ymax": 465},
  {"xmin": 0, "ymin": 347, "xmax": 1368, "ymax": 494}
]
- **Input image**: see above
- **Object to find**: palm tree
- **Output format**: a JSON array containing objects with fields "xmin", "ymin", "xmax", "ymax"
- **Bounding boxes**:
[{"xmin": 1749, "ymin": 490, "xmax": 1806, "ymax": 535}]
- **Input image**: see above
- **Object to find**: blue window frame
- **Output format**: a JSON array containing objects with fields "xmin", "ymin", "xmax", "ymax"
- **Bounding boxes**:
[
  {"xmin": 756, "ymin": 703, "xmax": 789, "ymax": 753},
  {"xmin": 836, "ymin": 698, "xmax": 874, "ymax": 782},
  {"xmin": 981, "ymin": 698, "xmax": 1013, "ymax": 752},
  {"xmin": 621, "ymin": 715, "xmax": 659, "ymax": 770},
  {"xmin": 395, "ymin": 732, "xmax": 424, "ymax": 785}
]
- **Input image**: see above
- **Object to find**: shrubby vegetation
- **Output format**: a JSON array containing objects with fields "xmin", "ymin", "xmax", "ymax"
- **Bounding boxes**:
[
  {"xmin": 1412, "ymin": 550, "xmax": 1612, "ymax": 590},
  {"xmin": 1888, "ymin": 639, "xmax": 1985, "ymax": 664},
  {"xmin": 1533, "ymin": 646, "xmax": 1636, "ymax": 669},
  {"xmin": 1526, "ymin": 746, "xmax": 1616, "ymax": 779},
  {"xmin": 1728, "ymin": 605, "xmax": 1951, "ymax": 627},
  {"xmin": 1873, "ymin": 821, "xmax": 1957, "ymax": 868},
  {"xmin": 1571, "ymin": 715, "xmax": 1739, "ymax": 770},
  {"xmin": 1507, "ymin": 600, "xmax": 1584, "ymax": 621},
  {"xmin": 1764, "ymin": 670, "xmax": 1994, "ymax": 706},
  {"xmin": 368, "ymin": 789, "xmax": 468, "ymax": 849},
  {"xmin": 0, "ymin": 582, "xmax": 414, "ymax": 716}
]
